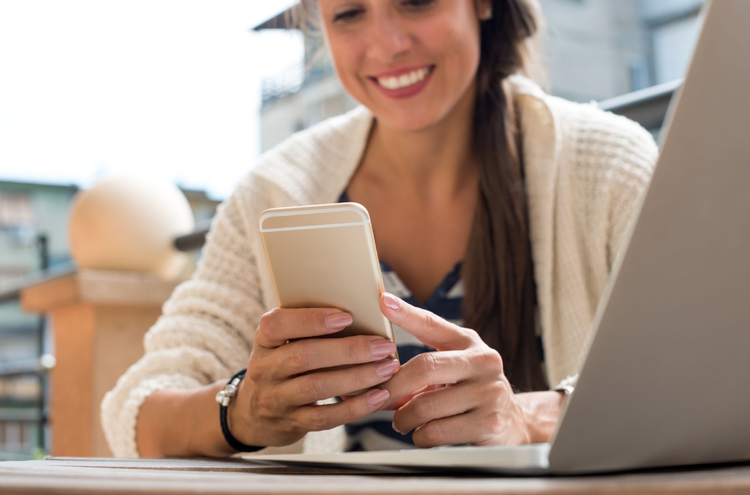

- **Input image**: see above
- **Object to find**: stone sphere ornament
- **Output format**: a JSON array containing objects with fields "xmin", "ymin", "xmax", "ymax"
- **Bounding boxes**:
[{"xmin": 68, "ymin": 175, "xmax": 195, "ymax": 280}]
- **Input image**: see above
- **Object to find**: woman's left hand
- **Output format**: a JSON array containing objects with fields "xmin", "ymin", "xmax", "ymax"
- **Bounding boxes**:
[{"xmin": 378, "ymin": 292, "xmax": 562, "ymax": 448}]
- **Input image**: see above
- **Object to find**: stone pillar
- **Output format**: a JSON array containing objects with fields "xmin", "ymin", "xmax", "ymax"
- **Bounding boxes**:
[{"xmin": 21, "ymin": 270, "xmax": 180, "ymax": 457}]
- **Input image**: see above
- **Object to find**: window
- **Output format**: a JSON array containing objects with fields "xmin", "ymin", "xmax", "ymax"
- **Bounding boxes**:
[{"xmin": 0, "ymin": 194, "xmax": 34, "ymax": 227}]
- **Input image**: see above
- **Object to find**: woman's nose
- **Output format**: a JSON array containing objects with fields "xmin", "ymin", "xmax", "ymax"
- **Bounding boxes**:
[{"xmin": 366, "ymin": 9, "xmax": 413, "ymax": 61}]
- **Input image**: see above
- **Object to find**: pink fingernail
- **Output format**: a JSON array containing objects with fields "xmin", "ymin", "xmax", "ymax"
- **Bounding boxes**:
[
  {"xmin": 375, "ymin": 359, "xmax": 399, "ymax": 379},
  {"xmin": 383, "ymin": 293, "xmax": 401, "ymax": 311},
  {"xmin": 370, "ymin": 340, "xmax": 396, "ymax": 359},
  {"xmin": 367, "ymin": 389, "xmax": 390, "ymax": 408},
  {"xmin": 325, "ymin": 312, "xmax": 352, "ymax": 331}
]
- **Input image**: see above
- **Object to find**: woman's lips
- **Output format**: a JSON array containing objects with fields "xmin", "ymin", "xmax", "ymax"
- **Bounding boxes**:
[{"xmin": 369, "ymin": 65, "xmax": 435, "ymax": 99}]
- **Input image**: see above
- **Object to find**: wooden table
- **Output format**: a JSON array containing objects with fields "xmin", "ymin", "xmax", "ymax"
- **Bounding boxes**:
[{"xmin": 2, "ymin": 457, "xmax": 750, "ymax": 494}]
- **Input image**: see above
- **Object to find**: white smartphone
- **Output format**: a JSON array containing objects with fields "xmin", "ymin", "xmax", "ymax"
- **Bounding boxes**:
[{"xmin": 259, "ymin": 202, "xmax": 397, "ymax": 358}]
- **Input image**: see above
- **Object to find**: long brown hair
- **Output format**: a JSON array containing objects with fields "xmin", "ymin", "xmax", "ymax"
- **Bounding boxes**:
[
  {"xmin": 294, "ymin": 0, "xmax": 547, "ymax": 391},
  {"xmin": 464, "ymin": 0, "xmax": 547, "ymax": 392}
]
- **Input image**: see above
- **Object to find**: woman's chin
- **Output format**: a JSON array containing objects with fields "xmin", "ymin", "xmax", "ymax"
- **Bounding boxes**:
[{"xmin": 373, "ymin": 107, "xmax": 445, "ymax": 133}]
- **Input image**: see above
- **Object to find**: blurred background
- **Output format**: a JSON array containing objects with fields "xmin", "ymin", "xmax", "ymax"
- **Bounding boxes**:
[{"xmin": 0, "ymin": 0, "xmax": 705, "ymax": 459}]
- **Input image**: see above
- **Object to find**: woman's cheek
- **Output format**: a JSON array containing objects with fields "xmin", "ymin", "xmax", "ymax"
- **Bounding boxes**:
[{"xmin": 328, "ymin": 38, "xmax": 365, "ymax": 99}]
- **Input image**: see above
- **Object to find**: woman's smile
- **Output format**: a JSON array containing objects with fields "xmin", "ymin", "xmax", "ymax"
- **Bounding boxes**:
[
  {"xmin": 321, "ymin": 0, "xmax": 481, "ymax": 131},
  {"xmin": 368, "ymin": 64, "xmax": 436, "ymax": 99}
]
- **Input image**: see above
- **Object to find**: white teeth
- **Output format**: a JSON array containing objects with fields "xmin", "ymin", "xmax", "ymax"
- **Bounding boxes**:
[{"xmin": 377, "ymin": 67, "xmax": 431, "ymax": 90}]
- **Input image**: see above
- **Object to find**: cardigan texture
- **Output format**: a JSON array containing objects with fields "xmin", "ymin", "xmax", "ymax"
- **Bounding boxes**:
[{"xmin": 101, "ymin": 76, "xmax": 658, "ymax": 458}]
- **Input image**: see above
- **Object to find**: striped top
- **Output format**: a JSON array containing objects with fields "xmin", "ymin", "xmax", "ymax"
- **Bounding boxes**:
[
  {"xmin": 338, "ymin": 192, "xmax": 549, "ymax": 451},
  {"xmin": 345, "ymin": 259, "xmax": 466, "ymax": 451},
  {"xmin": 339, "ymin": 191, "xmax": 465, "ymax": 451}
]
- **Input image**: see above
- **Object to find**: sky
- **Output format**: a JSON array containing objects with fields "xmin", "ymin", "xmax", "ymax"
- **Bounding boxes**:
[{"xmin": 0, "ymin": 0, "xmax": 303, "ymax": 199}]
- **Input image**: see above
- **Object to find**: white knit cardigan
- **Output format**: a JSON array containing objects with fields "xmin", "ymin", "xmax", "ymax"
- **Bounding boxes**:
[{"xmin": 101, "ymin": 76, "xmax": 658, "ymax": 458}]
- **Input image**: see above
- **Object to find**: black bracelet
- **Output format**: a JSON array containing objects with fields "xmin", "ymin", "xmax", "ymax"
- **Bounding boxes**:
[{"xmin": 216, "ymin": 368, "xmax": 264, "ymax": 453}]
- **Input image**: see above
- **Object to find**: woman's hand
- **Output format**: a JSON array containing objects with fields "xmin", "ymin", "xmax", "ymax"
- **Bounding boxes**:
[
  {"xmin": 227, "ymin": 307, "xmax": 400, "ymax": 448},
  {"xmin": 378, "ymin": 293, "xmax": 563, "ymax": 448}
]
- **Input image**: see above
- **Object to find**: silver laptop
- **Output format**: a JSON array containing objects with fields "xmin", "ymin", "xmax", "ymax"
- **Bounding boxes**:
[{"xmin": 246, "ymin": 0, "xmax": 750, "ymax": 474}]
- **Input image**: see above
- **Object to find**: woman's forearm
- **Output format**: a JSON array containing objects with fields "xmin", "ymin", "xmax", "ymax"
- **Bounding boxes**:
[{"xmin": 137, "ymin": 380, "xmax": 235, "ymax": 458}]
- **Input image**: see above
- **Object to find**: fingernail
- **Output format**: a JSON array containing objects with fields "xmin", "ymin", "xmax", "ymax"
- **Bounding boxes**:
[
  {"xmin": 383, "ymin": 293, "xmax": 401, "ymax": 311},
  {"xmin": 392, "ymin": 421, "xmax": 405, "ymax": 435},
  {"xmin": 375, "ymin": 359, "xmax": 399, "ymax": 379},
  {"xmin": 367, "ymin": 389, "xmax": 390, "ymax": 408},
  {"xmin": 370, "ymin": 339, "xmax": 396, "ymax": 359},
  {"xmin": 325, "ymin": 312, "xmax": 352, "ymax": 331}
]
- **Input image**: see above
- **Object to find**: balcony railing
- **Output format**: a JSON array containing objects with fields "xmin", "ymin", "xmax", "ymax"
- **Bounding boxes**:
[
  {"xmin": 0, "ymin": 358, "xmax": 52, "ymax": 460},
  {"xmin": 598, "ymin": 78, "xmax": 681, "ymax": 134},
  {"xmin": 261, "ymin": 60, "xmax": 335, "ymax": 107},
  {"xmin": 0, "ymin": 240, "xmax": 64, "ymax": 458}
]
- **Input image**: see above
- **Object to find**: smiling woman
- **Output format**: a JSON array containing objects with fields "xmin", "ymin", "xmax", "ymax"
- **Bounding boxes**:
[
  {"xmin": 316, "ymin": 0, "xmax": 546, "ymax": 392},
  {"xmin": 101, "ymin": 0, "xmax": 658, "ymax": 458},
  {"xmin": 322, "ymin": 0, "xmax": 483, "ymax": 131},
  {"xmin": 373, "ymin": 66, "xmax": 432, "ymax": 92}
]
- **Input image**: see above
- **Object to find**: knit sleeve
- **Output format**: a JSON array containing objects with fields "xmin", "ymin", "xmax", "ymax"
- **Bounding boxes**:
[
  {"xmin": 545, "ymin": 103, "xmax": 659, "ymax": 389},
  {"xmin": 100, "ymin": 185, "xmax": 265, "ymax": 458},
  {"xmin": 604, "ymin": 121, "xmax": 659, "ymax": 269}
]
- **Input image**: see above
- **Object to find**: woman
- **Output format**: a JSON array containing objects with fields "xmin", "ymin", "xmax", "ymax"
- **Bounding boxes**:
[{"xmin": 102, "ymin": 0, "xmax": 658, "ymax": 457}]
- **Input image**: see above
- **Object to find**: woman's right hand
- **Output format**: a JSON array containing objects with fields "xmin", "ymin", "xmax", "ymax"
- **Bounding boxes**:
[{"xmin": 226, "ymin": 307, "xmax": 399, "ymax": 448}]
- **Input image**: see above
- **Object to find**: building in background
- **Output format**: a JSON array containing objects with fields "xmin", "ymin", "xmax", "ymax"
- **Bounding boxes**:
[
  {"xmin": 0, "ymin": 181, "xmax": 76, "ymax": 284},
  {"xmin": 182, "ymin": 188, "xmax": 223, "ymax": 228},
  {"xmin": 254, "ymin": 11, "xmax": 359, "ymax": 154},
  {"xmin": 254, "ymin": 0, "xmax": 706, "ymax": 152},
  {"xmin": 639, "ymin": 0, "xmax": 706, "ymax": 84},
  {"xmin": 0, "ymin": 181, "xmax": 77, "ymax": 362},
  {"xmin": 0, "ymin": 180, "xmax": 77, "ymax": 458},
  {"xmin": 0, "ymin": 179, "xmax": 221, "ymax": 458},
  {"xmin": 0, "ymin": 179, "xmax": 222, "ymax": 353}
]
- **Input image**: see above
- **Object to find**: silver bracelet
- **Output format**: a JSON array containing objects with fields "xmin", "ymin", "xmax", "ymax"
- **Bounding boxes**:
[{"xmin": 554, "ymin": 374, "xmax": 577, "ymax": 397}]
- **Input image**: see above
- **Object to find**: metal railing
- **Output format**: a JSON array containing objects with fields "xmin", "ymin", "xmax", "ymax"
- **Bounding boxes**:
[
  {"xmin": 0, "ymin": 409, "xmax": 44, "ymax": 460},
  {"xmin": 0, "ymin": 356, "xmax": 56, "ymax": 378},
  {"xmin": 0, "ymin": 263, "xmax": 77, "ymax": 304},
  {"xmin": 0, "ymin": 356, "xmax": 53, "ymax": 460},
  {"xmin": 0, "ymin": 343, "xmax": 53, "ymax": 459},
  {"xmin": 598, "ymin": 78, "xmax": 681, "ymax": 133},
  {"xmin": 0, "ymin": 236, "xmax": 59, "ymax": 459},
  {"xmin": 261, "ymin": 60, "xmax": 335, "ymax": 107}
]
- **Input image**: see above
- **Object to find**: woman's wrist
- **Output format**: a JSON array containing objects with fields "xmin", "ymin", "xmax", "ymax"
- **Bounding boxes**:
[
  {"xmin": 178, "ymin": 381, "xmax": 237, "ymax": 458},
  {"xmin": 515, "ymin": 391, "xmax": 565, "ymax": 444},
  {"xmin": 137, "ymin": 382, "xmax": 235, "ymax": 458},
  {"xmin": 203, "ymin": 381, "xmax": 243, "ymax": 456},
  {"xmin": 224, "ymin": 376, "xmax": 263, "ymax": 449}
]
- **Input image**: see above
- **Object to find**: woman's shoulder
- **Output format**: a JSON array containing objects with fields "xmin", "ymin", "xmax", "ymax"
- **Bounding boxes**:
[
  {"xmin": 552, "ymin": 95, "xmax": 658, "ymax": 176},
  {"xmin": 235, "ymin": 106, "xmax": 373, "ymax": 208},
  {"xmin": 512, "ymin": 75, "xmax": 659, "ymax": 183},
  {"xmin": 514, "ymin": 75, "xmax": 660, "ymax": 260}
]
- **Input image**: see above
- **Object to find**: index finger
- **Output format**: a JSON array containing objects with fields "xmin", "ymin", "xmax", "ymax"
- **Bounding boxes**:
[
  {"xmin": 379, "ymin": 350, "xmax": 476, "ymax": 407},
  {"xmin": 255, "ymin": 307, "xmax": 352, "ymax": 348},
  {"xmin": 380, "ymin": 293, "xmax": 476, "ymax": 350}
]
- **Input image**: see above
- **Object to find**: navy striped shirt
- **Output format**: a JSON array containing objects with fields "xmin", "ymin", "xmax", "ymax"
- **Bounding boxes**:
[{"xmin": 339, "ymin": 191, "xmax": 466, "ymax": 451}]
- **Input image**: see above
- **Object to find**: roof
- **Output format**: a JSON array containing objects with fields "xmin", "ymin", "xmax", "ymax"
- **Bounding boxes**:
[
  {"xmin": 0, "ymin": 179, "xmax": 79, "ymax": 192},
  {"xmin": 252, "ymin": 6, "xmax": 295, "ymax": 31}
]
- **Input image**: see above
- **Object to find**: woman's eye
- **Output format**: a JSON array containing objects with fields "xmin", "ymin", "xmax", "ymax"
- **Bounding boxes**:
[
  {"xmin": 401, "ymin": 0, "xmax": 437, "ymax": 10},
  {"xmin": 333, "ymin": 8, "xmax": 364, "ymax": 23},
  {"xmin": 331, "ymin": 0, "xmax": 435, "ymax": 23}
]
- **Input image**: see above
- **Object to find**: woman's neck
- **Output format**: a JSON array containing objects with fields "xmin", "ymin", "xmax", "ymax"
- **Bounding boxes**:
[{"xmin": 363, "ymin": 84, "xmax": 478, "ymax": 202}]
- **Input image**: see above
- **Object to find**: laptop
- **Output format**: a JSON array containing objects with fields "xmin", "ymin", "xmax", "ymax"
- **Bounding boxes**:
[{"xmin": 245, "ymin": 0, "xmax": 750, "ymax": 475}]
